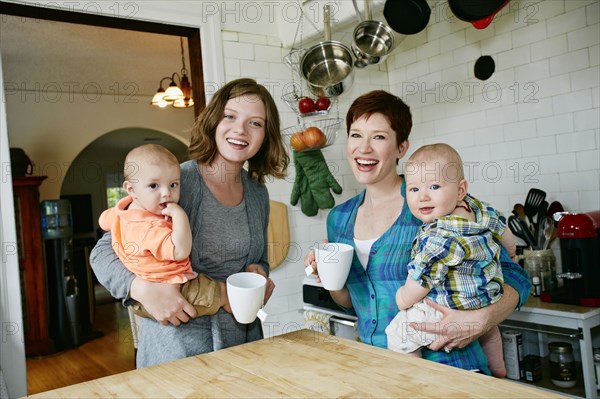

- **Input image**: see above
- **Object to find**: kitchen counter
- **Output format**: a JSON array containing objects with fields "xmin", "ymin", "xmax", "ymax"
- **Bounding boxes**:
[
  {"xmin": 30, "ymin": 329, "xmax": 562, "ymax": 398},
  {"xmin": 519, "ymin": 296, "xmax": 600, "ymax": 319},
  {"xmin": 503, "ymin": 297, "xmax": 600, "ymax": 398}
]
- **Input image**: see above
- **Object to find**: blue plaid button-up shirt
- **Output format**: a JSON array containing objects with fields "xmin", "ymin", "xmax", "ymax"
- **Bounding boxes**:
[{"xmin": 326, "ymin": 177, "xmax": 531, "ymax": 374}]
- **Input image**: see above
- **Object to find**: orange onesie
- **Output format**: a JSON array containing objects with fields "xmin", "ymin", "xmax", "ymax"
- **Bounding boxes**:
[{"xmin": 99, "ymin": 196, "xmax": 197, "ymax": 283}]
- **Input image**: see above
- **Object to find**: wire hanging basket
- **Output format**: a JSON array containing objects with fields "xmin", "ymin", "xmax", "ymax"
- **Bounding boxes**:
[
  {"xmin": 283, "ymin": 48, "xmax": 306, "ymax": 77},
  {"xmin": 281, "ymin": 91, "xmax": 337, "ymax": 117},
  {"xmin": 281, "ymin": 117, "xmax": 343, "ymax": 153},
  {"xmin": 281, "ymin": 8, "xmax": 339, "ymax": 119}
]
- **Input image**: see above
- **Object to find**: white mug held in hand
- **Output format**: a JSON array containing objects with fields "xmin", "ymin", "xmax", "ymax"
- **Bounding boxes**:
[
  {"xmin": 226, "ymin": 272, "xmax": 267, "ymax": 324},
  {"xmin": 313, "ymin": 243, "xmax": 354, "ymax": 290}
]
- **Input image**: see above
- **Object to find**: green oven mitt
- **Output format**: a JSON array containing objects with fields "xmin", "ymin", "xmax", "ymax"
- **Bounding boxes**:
[
  {"xmin": 290, "ymin": 153, "xmax": 318, "ymax": 216},
  {"xmin": 294, "ymin": 149, "xmax": 342, "ymax": 211}
]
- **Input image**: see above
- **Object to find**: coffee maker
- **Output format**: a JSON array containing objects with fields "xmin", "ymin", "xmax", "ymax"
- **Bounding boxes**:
[{"xmin": 544, "ymin": 211, "xmax": 600, "ymax": 306}]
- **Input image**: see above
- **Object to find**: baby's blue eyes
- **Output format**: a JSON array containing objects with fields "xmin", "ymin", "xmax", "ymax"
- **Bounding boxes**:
[{"xmin": 408, "ymin": 185, "xmax": 440, "ymax": 192}]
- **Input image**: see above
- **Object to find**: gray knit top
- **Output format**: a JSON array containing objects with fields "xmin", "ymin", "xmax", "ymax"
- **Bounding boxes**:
[{"xmin": 90, "ymin": 160, "xmax": 270, "ymax": 367}]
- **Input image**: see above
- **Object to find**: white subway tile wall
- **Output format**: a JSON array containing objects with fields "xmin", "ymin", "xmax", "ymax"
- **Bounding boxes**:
[
  {"xmin": 220, "ymin": 0, "xmax": 598, "ymax": 336},
  {"xmin": 395, "ymin": 0, "xmax": 599, "ymax": 277},
  {"xmin": 394, "ymin": 0, "xmax": 599, "ymax": 216}
]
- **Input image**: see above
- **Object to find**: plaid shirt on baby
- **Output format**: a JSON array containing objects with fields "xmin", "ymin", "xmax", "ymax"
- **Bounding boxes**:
[{"xmin": 408, "ymin": 194, "xmax": 505, "ymax": 310}]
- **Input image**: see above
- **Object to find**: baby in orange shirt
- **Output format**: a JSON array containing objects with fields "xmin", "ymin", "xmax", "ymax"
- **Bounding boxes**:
[{"xmin": 99, "ymin": 144, "xmax": 226, "ymax": 318}]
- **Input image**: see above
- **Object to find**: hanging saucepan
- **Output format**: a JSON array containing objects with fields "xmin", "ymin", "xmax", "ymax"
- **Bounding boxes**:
[
  {"xmin": 448, "ymin": 0, "xmax": 511, "ymax": 30},
  {"xmin": 383, "ymin": 0, "xmax": 431, "ymax": 35},
  {"xmin": 351, "ymin": 0, "xmax": 395, "ymax": 69},
  {"xmin": 300, "ymin": 5, "xmax": 354, "ymax": 98}
]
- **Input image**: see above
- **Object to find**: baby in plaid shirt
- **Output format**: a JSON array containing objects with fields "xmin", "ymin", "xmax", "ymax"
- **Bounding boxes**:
[{"xmin": 385, "ymin": 143, "xmax": 516, "ymax": 378}]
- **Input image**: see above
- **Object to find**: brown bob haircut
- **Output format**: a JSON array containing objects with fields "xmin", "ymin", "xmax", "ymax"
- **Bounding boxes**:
[
  {"xmin": 345, "ymin": 90, "xmax": 412, "ymax": 145},
  {"xmin": 188, "ymin": 78, "xmax": 288, "ymax": 184}
]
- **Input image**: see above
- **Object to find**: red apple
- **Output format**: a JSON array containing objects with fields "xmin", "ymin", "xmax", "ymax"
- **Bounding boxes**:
[
  {"xmin": 315, "ymin": 97, "xmax": 331, "ymax": 111},
  {"xmin": 298, "ymin": 97, "xmax": 315, "ymax": 114}
]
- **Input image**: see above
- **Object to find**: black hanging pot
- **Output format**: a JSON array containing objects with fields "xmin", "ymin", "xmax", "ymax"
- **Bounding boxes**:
[
  {"xmin": 448, "ymin": 0, "xmax": 511, "ymax": 29},
  {"xmin": 383, "ymin": 0, "xmax": 431, "ymax": 35},
  {"xmin": 474, "ymin": 55, "xmax": 495, "ymax": 80}
]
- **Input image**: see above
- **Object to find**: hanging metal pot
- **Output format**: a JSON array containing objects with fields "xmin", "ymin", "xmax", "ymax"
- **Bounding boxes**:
[
  {"xmin": 300, "ymin": 5, "xmax": 355, "ymax": 98},
  {"xmin": 351, "ymin": 0, "xmax": 395, "ymax": 68}
]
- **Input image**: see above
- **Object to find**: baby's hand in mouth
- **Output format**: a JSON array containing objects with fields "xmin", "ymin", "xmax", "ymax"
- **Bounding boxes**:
[{"xmin": 161, "ymin": 202, "xmax": 173, "ymax": 221}]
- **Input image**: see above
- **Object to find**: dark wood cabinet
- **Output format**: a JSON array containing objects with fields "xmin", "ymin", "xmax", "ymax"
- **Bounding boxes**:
[{"xmin": 12, "ymin": 176, "xmax": 54, "ymax": 355}]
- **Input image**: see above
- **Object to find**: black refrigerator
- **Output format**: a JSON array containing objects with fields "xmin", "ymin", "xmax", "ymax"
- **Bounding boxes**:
[{"xmin": 41, "ymin": 199, "xmax": 80, "ymax": 350}]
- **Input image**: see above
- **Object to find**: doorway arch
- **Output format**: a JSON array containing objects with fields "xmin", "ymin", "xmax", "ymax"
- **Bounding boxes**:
[{"xmin": 60, "ymin": 127, "xmax": 188, "ymax": 237}]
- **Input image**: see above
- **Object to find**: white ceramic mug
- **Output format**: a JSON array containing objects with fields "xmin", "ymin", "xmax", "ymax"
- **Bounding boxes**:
[
  {"xmin": 226, "ymin": 272, "xmax": 267, "ymax": 324},
  {"xmin": 314, "ymin": 243, "xmax": 354, "ymax": 290}
]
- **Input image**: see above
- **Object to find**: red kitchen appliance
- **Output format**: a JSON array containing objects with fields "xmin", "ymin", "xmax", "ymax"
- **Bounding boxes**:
[{"xmin": 541, "ymin": 211, "xmax": 600, "ymax": 306}]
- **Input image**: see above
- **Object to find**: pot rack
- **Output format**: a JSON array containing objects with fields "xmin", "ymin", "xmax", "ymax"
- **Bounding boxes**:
[
  {"xmin": 282, "ymin": 6, "xmax": 339, "ymax": 119},
  {"xmin": 282, "ymin": 0, "xmax": 393, "ymax": 105},
  {"xmin": 281, "ymin": 5, "xmax": 343, "ymax": 153},
  {"xmin": 282, "ymin": 0, "xmax": 395, "ymax": 152}
]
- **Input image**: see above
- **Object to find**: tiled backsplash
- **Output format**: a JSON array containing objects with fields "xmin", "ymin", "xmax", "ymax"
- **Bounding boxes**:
[{"xmin": 390, "ymin": 0, "xmax": 599, "ymax": 215}]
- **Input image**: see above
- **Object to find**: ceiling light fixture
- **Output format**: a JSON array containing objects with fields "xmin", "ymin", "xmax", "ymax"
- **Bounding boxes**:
[{"xmin": 151, "ymin": 37, "xmax": 194, "ymax": 109}]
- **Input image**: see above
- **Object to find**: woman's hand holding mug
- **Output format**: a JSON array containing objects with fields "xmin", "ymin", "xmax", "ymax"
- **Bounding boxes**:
[{"xmin": 245, "ymin": 263, "xmax": 275, "ymax": 305}]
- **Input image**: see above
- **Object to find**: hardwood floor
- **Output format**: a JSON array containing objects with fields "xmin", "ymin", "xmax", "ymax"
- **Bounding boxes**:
[{"xmin": 26, "ymin": 301, "xmax": 135, "ymax": 395}]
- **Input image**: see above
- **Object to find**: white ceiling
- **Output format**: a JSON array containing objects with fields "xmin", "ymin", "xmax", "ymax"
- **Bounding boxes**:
[
  {"xmin": 0, "ymin": 14, "xmax": 190, "ymax": 97},
  {"xmin": 1, "ymin": 14, "xmax": 195, "ymax": 154}
]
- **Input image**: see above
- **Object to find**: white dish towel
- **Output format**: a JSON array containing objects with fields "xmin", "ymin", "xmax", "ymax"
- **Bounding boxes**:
[{"xmin": 304, "ymin": 310, "xmax": 332, "ymax": 335}]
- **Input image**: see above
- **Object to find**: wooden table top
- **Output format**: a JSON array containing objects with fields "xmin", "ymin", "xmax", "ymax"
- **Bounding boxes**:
[{"xmin": 31, "ymin": 329, "xmax": 563, "ymax": 398}]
